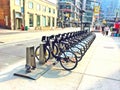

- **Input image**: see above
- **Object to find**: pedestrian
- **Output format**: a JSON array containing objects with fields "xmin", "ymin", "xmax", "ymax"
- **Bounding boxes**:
[
  {"xmin": 104, "ymin": 26, "xmax": 110, "ymax": 36},
  {"xmin": 101, "ymin": 25, "xmax": 105, "ymax": 35}
]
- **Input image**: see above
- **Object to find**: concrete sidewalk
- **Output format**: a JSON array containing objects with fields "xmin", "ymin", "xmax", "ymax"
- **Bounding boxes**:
[{"xmin": 0, "ymin": 32, "xmax": 120, "ymax": 90}]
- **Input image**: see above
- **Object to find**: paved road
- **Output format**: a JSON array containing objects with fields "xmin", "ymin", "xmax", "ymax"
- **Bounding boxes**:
[{"xmin": 0, "ymin": 28, "xmax": 80, "ymax": 44}]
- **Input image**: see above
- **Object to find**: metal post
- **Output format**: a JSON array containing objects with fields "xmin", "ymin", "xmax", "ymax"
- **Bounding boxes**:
[
  {"xmin": 26, "ymin": 46, "xmax": 36, "ymax": 73},
  {"xmin": 81, "ymin": 13, "xmax": 83, "ymax": 31},
  {"xmin": 39, "ymin": 43, "xmax": 46, "ymax": 64}
]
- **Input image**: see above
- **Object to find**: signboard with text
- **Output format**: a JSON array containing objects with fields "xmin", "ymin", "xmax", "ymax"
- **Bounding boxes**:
[{"xmin": 94, "ymin": 6, "xmax": 100, "ymax": 15}]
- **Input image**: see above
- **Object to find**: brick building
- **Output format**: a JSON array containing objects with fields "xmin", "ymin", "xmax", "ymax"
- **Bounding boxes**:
[
  {"xmin": 0, "ymin": 0, "xmax": 11, "ymax": 29},
  {"xmin": 0, "ymin": 0, "xmax": 57, "ymax": 30}
]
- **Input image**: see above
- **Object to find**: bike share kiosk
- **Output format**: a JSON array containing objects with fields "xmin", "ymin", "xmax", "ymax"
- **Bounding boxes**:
[
  {"xmin": 25, "ymin": 46, "xmax": 36, "ymax": 72},
  {"xmin": 14, "ymin": 44, "xmax": 50, "ymax": 80},
  {"xmin": 14, "ymin": 28, "xmax": 96, "ymax": 80}
]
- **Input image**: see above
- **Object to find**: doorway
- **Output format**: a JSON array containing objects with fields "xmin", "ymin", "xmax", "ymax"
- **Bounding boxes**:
[{"xmin": 16, "ymin": 18, "xmax": 22, "ymax": 29}]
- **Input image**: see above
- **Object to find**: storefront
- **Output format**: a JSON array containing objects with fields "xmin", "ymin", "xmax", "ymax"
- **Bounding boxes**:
[{"xmin": 13, "ymin": 10, "xmax": 23, "ymax": 30}]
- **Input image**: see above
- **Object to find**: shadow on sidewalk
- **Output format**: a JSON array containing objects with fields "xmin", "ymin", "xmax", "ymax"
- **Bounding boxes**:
[{"xmin": 0, "ymin": 65, "xmax": 24, "ymax": 82}]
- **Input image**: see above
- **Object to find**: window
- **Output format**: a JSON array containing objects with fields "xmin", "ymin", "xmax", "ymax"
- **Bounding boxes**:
[
  {"xmin": 48, "ymin": 8, "xmax": 51, "ymax": 13},
  {"xmin": 59, "ymin": 5, "xmax": 65, "ymax": 9},
  {"xmin": 53, "ymin": 9, "xmax": 55, "ymax": 14},
  {"xmin": 29, "ymin": 14, "xmax": 34, "ymax": 27},
  {"xmin": 66, "ymin": 5, "xmax": 71, "ymax": 9},
  {"xmin": 37, "ymin": 15, "xmax": 40, "ymax": 26},
  {"xmin": 48, "ymin": 17, "xmax": 51, "ymax": 26},
  {"xmin": 28, "ymin": 2, "xmax": 33, "ymax": 9},
  {"xmin": 52, "ymin": 17, "xmax": 55, "ymax": 27},
  {"xmin": 42, "ymin": 6, "xmax": 46, "ymax": 12},
  {"xmin": 72, "ymin": 12, "xmax": 74, "ymax": 18},
  {"xmin": 42, "ymin": 16, "xmax": 46, "ymax": 26},
  {"xmin": 15, "ymin": 0, "xmax": 21, "ymax": 6},
  {"xmin": 37, "ymin": 4, "xmax": 41, "ymax": 11}
]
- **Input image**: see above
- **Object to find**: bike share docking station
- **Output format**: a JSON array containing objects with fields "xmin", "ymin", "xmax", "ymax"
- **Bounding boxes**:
[
  {"xmin": 14, "ymin": 29, "xmax": 96, "ymax": 80},
  {"xmin": 14, "ymin": 44, "xmax": 51, "ymax": 80}
]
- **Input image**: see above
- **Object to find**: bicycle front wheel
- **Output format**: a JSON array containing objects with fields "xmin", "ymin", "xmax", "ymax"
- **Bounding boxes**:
[
  {"xmin": 60, "ymin": 50, "xmax": 78, "ymax": 71},
  {"xmin": 35, "ymin": 46, "xmax": 50, "ymax": 62}
]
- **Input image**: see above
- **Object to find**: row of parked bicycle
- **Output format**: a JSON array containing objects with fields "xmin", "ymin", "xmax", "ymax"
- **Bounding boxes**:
[{"xmin": 34, "ymin": 30, "xmax": 96, "ymax": 71}]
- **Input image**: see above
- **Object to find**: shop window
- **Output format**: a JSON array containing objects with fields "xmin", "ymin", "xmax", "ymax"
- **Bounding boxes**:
[
  {"xmin": 37, "ymin": 15, "xmax": 40, "ymax": 26},
  {"xmin": 48, "ymin": 17, "xmax": 51, "ymax": 26},
  {"xmin": 52, "ymin": 17, "xmax": 55, "ymax": 27},
  {"xmin": 42, "ymin": 16, "xmax": 46, "ymax": 26},
  {"xmin": 29, "ymin": 14, "xmax": 34, "ymax": 27}
]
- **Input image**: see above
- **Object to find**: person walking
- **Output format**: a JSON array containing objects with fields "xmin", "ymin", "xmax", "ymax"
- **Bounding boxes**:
[
  {"xmin": 104, "ymin": 26, "xmax": 110, "ymax": 36},
  {"xmin": 101, "ymin": 25, "xmax": 105, "ymax": 35}
]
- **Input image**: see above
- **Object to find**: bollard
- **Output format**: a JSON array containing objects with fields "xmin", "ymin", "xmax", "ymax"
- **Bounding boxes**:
[
  {"xmin": 39, "ymin": 43, "xmax": 46, "ymax": 64},
  {"xmin": 26, "ymin": 46, "xmax": 36, "ymax": 73}
]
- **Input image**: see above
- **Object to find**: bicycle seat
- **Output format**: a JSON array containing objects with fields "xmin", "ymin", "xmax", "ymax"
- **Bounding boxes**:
[
  {"xmin": 49, "ymin": 35, "xmax": 55, "ymax": 39},
  {"xmin": 41, "ymin": 36, "xmax": 47, "ymax": 42}
]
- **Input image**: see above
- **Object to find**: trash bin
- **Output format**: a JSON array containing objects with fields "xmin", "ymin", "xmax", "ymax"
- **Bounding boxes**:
[
  {"xmin": 21, "ymin": 25, "xmax": 24, "ymax": 31},
  {"xmin": 25, "ymin": 26, "xmax": 28, "ymax": 31}
]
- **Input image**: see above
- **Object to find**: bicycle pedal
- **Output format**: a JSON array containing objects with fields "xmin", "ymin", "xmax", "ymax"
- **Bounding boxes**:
[
  {"xmin": 25, "ymin": 64, "xmax": 31, "ymax": 73},
  {"xmin": 26, "ymin": 69, "xmax": 31, "ymax": 73},
  {"xmin": 53, "ymin": 62, "xmax": 56, "ymax": 65},
  {"xmin": 31, "ymin": 66, "xmax": 36, "ymax": 70}
]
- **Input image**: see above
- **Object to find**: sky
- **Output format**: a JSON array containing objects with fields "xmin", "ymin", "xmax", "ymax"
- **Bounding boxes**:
[{"xmin": 47, "ymin": 0, "xmax": 57, "ymax": 4}]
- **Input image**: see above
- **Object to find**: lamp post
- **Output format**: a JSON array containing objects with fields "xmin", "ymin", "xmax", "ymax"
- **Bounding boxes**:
[{"xmin": 80, "ymin": 10, "xmax": 85, "ymax": 31}]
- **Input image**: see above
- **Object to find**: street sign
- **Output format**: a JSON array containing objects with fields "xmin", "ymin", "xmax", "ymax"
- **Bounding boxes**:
[{"xmin": 94, "ymin": 6, "xmax": 100, "ymax": 15}]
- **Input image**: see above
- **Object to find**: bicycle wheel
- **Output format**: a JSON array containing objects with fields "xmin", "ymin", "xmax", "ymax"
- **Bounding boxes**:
[
  {"xmin": 77, "ymin": 43, "xmax": 87, "ymax": 52},
  {"xmin": 59, "ymin": 50, "xmax": 78, "ymax": 71},
  {"xmin": 70, "ymin": 46, "xmax": 83, "ymax": 62},
  {"xmin": 75, "ymin": 44, "xmax": 85, "ymax": 55},
  {"xmin": 35, "ymin": 46, "xmax": 50, "ymax": 62},
  {"xmin": 52, "ymin": 43, "xmax": 59, "ymax": 56}
]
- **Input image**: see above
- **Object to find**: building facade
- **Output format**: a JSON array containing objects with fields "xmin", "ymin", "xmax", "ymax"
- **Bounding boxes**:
[
  {"xmin": 0, "ymin": 0, "xmax": 57, "ymax": 30},
  {"xmin": 57, "ymin": 0, "xmax": 84, "ymax": 27},
  {"xmin": 0, "ymin": 0, "xmax": 11, "ymax": 29},
  {"xmin": 83, "ymin": 0, "xmax": 93, "ymax": 23}
]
